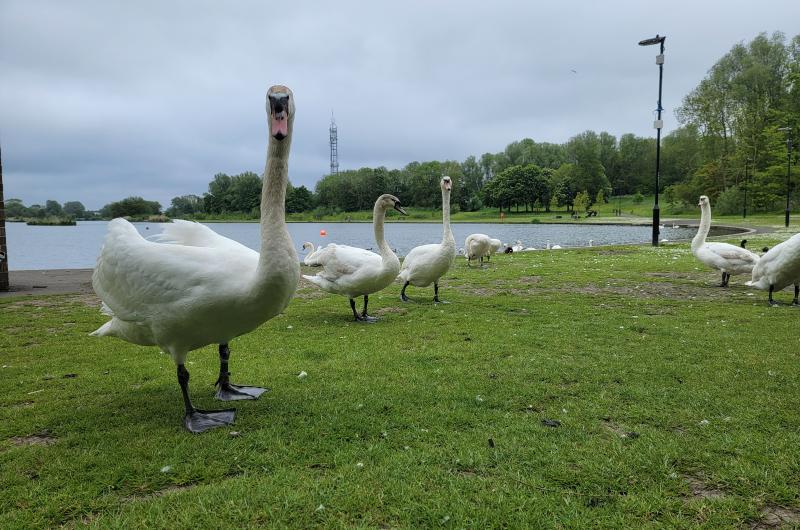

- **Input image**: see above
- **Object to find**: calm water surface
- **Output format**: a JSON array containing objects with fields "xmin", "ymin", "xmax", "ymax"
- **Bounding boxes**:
[{"xmin": 6, "ymin": 220, "xmax": 702, "ymax": 270}]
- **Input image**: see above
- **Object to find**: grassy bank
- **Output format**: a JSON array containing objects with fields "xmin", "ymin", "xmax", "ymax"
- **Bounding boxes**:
[{"xmin": 2, "ymin": 230, "xmax": 800, "ymax": 528}]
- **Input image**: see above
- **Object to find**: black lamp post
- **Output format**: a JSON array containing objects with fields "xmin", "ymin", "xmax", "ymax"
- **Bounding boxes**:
[
  {"xmin": 0, "ymin": 144, "xmax": 8, "ymax": 291},
  {"xmin": 639, "ymin": 34, "xmax": 666, "ymax": 246},
  {"xmin": 778, "ymin": 127, "xmax": 793, "ymax": 227},
  {"xmin": 743, "ymin": 157, "xmax": 751, "ymax": 218}
]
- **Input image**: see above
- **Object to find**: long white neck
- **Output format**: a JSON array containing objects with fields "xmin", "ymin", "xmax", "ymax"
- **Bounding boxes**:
[
  {"xmin": 692, "ymin": 202, "xmax": 711, "ymax": 251},
  {"xmin": 373, "ymin": 202, "xmax": 393, "ymax": 260},
  {"xmin": 256, "ymin": 135, "xmax": 294, "ymax": 275},
  {"xmin": 441, "ymin": 188, "xmax": 455, "ymax": 247}
]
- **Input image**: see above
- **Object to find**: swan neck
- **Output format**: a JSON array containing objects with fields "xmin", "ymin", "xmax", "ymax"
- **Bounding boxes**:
[
  {"xmin": 692, "ymin": 203, "xmax": 711, "ymax": 250},
  {"xmin": 256, "ymin": 134, "xmax": 294, "ymax": 276},
  {"xmin": 373, "ymin": 203, "xmax": 393, "ymax": 259},
  {"xmin": 441, "ymin": 188, "xmax": 454, "ymax": 246}
]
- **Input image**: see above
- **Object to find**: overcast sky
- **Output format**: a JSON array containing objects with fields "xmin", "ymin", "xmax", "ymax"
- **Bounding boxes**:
[{"xmin": 1, "ymin": 1, "xmax": 798, "ymax": 210}]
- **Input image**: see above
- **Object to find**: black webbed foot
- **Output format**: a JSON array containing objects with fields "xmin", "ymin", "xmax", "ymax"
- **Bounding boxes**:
[
  {"xmin": 215, "ymin": 383, "xmax": 268, "ymax": 401},
  {"xmin": 184, "ymin": 408, "xmax": 236, "ymax": 433}
]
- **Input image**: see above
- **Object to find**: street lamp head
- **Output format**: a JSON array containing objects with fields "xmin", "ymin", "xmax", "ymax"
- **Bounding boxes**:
[{"xmin": 639, "ymin": 35, "xmax": 666, "ymax": 46}]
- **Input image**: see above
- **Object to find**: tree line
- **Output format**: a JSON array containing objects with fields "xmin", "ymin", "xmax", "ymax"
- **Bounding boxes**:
[{"xmin": 9, "ymin": 32, "xmax": 798, "ymax": 220}]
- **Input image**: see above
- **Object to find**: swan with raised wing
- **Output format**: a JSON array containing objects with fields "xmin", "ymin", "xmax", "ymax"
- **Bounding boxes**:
[{"xmin": 91, "ymin": 85, "xmax": 300, "ymax": 433}]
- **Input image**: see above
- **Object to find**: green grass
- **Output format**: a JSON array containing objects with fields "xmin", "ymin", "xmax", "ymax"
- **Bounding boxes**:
[{"xmin": 2, "ymin": 231, "xmax": 800, "ymax": 528}]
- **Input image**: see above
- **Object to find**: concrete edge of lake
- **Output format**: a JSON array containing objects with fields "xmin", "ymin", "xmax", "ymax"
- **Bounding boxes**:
[{"xmin": 0, "ymin": 269, "xmax": 94, "ymax": 298}]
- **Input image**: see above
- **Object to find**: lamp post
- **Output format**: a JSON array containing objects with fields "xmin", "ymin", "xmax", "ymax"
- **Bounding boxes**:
[
  {"xmin": 743, "ymin": 157, "xmax": 751, "ymax": 218},
  {"xmin": 639, "ymin": 34, "xmax": 666, "ymax": 246},
  {"xmin": 0, "ymin": 144, "xmax": 8, "ymax": 291},
  {"xmin": 778, "ymin": 127, "xmax": 793, "ymax": 227}
]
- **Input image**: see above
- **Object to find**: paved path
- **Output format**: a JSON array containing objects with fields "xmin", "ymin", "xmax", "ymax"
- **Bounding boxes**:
[{"xmin": 0, "ymin": 269, "xmax": 94, "ymax": 298}]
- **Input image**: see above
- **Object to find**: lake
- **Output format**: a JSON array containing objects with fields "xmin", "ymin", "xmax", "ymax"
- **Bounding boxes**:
[{"xmin": 5, "ymin": 220, "xmax": 704, "ymax": 270}]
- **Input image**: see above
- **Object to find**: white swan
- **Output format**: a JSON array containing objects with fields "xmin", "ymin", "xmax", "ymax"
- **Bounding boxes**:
[
  {"xmin": 746, "ymin": 233, "xmax": 800, "ymax": 305},
  {"xmin": 301, "ymin": 242, "xmax": 324, "ymax": 266},
  {"xmin": 692, "ymin": 195, "xmax": 759, "ymax": 287},
  {"xmin": 546, "ymin": 240, "xmax": 562, "ymax": 250},
  {"xmin": 399, "ymin": 177, "xmax": 456, "ymax": 303},
  {"xmin": 91, "ymin": 85, "xmax": 300, "ymax": 433},
  {"xmin": 511, "ymin": 240, "xmax": 524, "ymax": 252},
  {"xmin": 303, "ymin": 194, "xmax": 407, "ymax": 321},
  {"xmin": 464, "ymin": 233, "xmax": 492, "ymax": 267}
]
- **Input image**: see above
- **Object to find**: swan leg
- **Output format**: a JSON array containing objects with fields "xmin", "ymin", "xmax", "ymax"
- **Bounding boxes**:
[
  {"xmin": 360, "ymin": 295, "xmax": 378, "ymax": 323},
  {"xmin": 401, "ymin": 281, "xmax": 411, "ymax": 302},
  {"xmin": 178, "ymin": 364, "xmax": 235, "ymax": 433},
  {"xmin": 433, "ymin": 281, "xmax": 449, "ymax": 304},
  {"xmin": 215, "ymin": 344, "xmax": 267, "ymax": 401},
  {"xmin": 793, "ymin": 284, "xmax": 799, "ymax": 306},
  {"xmin": 769, "ymin": 285, "xmax": 779, "ymax": 306},
  {"xmin": 719, "ymin": 272, "xmax": 729, "ymax": 287}
]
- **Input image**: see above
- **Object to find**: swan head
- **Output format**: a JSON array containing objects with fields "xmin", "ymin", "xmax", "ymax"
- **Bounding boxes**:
[
  {"xmin": 376, "ymin": 194, "xmax": 407, "ymax": 216},
  {"xmin": 698, "ymin": 195, "xmax": 709, "ymax": 208},
  {"xmin": 441, "ymin": 176, "xmax": 452, "ymax": 192},
  {"xmin": 266, "ymin": 85, "xmax": 294, "ymax": 141},
  {"xmin": 301, "ymin": 242, "xmax": 313, "ymax": 251}
]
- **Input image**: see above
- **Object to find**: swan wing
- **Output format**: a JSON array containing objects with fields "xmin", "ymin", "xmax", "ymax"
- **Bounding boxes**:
[
  {"xmin": 310, "ymin": 244, "xmax": 381, "ymax": 281},
  {"xmin": 705, "ymin": 243, "xmax": 759, "ymax": 265},
  {"xmin": 93, "ymin": 219, "xmax": 252, "ymax": 323},
  {"xmin": 149, "ymin": 219, "xmax": 257, "ymax": 257}
]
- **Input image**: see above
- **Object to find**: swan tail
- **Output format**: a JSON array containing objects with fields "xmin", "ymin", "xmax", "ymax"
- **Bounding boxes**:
[{"xmin": 90, "ymin": 320, "xmax": 114, "ymax": 337}]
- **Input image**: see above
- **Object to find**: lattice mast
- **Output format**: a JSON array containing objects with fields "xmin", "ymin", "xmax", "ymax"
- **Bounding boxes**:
[{"xmin": 329, "ymin": 112, "xmax": 339, "ymax": 175}]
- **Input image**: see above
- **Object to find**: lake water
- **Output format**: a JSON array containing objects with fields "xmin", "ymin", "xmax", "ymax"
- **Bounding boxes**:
[{"xmin": 5, "ymin": 220, "xmax": 703, "ymax": 270}]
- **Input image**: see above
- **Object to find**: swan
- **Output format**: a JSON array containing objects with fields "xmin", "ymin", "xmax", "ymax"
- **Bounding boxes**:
[
  {"xmin": 399, "ymin": 176, "xmax": 457, "ymax": 303},
  {"xmin": 303, "ymin": 194, "xmax": 407, "ymax": 321},
  {"xmin": 588, "ymin": 240, "xmax": 594, "ymax": 247},
  {"xmin": 91, "ymin": 85, "xmax": 300, "ymax": 433},
  {"xmin": 546, "ymin": 240, "xmax": 562, "ymax": 250},
  {"xmin": 692, "ymin": 195, "xmax": 759, "ymax": 287},
  {"xmin": 746, "ymin": 233, "xmax": 800, "ymax": 305},
  {"xmin": 301, "ymin": 242, "xmax": 324, "ymax": 266},
  {"xmin": 464, "ymin": 234, "xmax": 492, "ymax": 267},
  {"xmin": 511, "ymin": 240, "xmax": 524, "ymax": 252}
]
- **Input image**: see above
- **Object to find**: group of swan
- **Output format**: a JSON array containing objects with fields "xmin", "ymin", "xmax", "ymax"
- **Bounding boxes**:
[
  {"xmin": 92, "ymin": 86, "xmax": 300, "ymax": 433},
  {"xmin": 692, "ymin": 194, "xmax": 800, "ymax": 304}
]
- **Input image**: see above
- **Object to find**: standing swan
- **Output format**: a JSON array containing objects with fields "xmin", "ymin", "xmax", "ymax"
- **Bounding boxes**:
[
  {"xmin": 746, "ymin": 233, "xmax": 800, "ymax": 305},
  {"xmin": 303, "ymin": 194, "xmax": 407, "ymax": 321},
  {"xmin": 399, "ymin": 176, "xmax": 456, "ymax": 303},
  {"xmin": 464, "ymin": 234, "xmax": 492, "ymax": 267},
  {"xmin": 91, "ymin": 85, "xmax": 300, "ymax": 432},
  {"xmin": 692, "ymin": 195, "xmax": 759, "ymax": 287}
]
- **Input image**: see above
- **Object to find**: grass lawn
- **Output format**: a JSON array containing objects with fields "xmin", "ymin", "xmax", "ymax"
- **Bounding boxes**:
[{"xmin": 2, "ymin": 230, "xmax": 800, "ymax": 528}]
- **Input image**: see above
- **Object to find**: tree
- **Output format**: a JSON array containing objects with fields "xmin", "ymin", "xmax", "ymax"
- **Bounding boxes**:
[
  {"xmin": 100, "ymin": 196, "xmax": 161, "ymax": 218},
  {"xmin": 166, "ymin": 195, "xmax": 204, "ymax": 217},
  {"xmin": 286, "ymin": 184, "xmax": 313, "ymax": 213},
  {"xmin": 62, "ymin": 201, "xmax": 86, "ymax": 218},
  {"xmin": 573, "ymin": 190, "xmax": 590, "ymax": 214},
  {"xmin": 45, "ymin": 200, "xmax": 63, "ymax": 216},
  {"xmin": 5, "ymin": 198, "xmax": 26, "ymax": 218}
]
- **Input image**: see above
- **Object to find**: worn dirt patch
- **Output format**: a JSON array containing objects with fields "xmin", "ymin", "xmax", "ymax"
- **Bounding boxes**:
[
  {"xmin": 372, "ymin": 306, "xmax": 408, "ymax": 316},
  {"xmin": 123, "ymin": 483, "xmax": 197, "ymax": 502},
  {"xmin": 751, "ymin": 505, "xmax": 800, "ymax": 529},
  {"xmin": 10, "ymin": 431, "xmax": 57, "ymax": 446},
  {"xmin": 600, "ymin": 418, "xmax": 639, "ymax": 439},
  {"xmin": 682, "ymin": 474, "xmax": 725, "ymax": 500},
  {"xmin": 517, "ymin": 276, "xmax": 542, "ymax": 285}
]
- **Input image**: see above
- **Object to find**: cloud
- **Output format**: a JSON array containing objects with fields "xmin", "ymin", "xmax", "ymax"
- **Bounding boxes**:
[{"xmin": 1, "ymin": 0, "xmax": 797, "ymax": 209}]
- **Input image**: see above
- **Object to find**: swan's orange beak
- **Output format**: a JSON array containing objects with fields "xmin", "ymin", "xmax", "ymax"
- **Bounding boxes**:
[
  {"xmin": 394, "ymin": 202, "xmax": 407, "ymax": 215},
  {"xmin": 443, "ymin": 178, "xmax": 452, "ymax": 191}
]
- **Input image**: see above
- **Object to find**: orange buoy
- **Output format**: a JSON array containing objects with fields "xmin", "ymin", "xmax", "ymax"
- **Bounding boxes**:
[{"xmin": 320, "ymin": 229, "xmax": 327, "ymax": 237}]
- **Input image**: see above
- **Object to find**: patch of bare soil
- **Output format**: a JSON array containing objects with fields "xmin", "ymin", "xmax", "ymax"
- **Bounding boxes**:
[
  {"xmin": 751, "ymin": 505, "xmax": 800, "ymax": 529},
  {"xmin": 682, "ymin": 474, "xmax": 725, "ymax": 500},
  {"xmin": 372, "ymin": 306, "xmax": 407, "ymax": 316},
  {"xmin": 10, "ymin": 430, "xmax": 57, "ymax": 446},
  {"xmin": 600, "ymin": 418, "xmax": 639, "ymax": 439},
  {"xmin": 517, "ymin": 276, "xmax": 542, "ymax": 285},
  {"xmin": 123, "ymin": 483, "xmax": 197, "ymax": 502}
]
